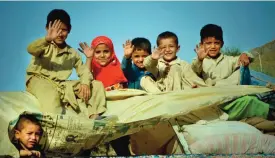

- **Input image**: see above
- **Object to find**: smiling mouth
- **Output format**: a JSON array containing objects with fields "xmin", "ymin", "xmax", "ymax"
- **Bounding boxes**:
[
  {"xmin": 99, "ymin": 60, "xmax": 107, "ymax": 62},
  {"xmin": 137, "ymin": 64, "xmax": 144, "ymax": 67},
  {"xmin": 165, "ymin": 54, "xmax": 173, "ymax": 57}
]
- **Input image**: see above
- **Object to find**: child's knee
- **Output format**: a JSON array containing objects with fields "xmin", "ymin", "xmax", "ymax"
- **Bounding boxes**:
[
  {"xmin": 140, "ymin": 76, "xmax": 149, "ymax": 87},
  {"xmin": 140, "ymin": 76, "xmax": 161, "ymax": 93},
  {"xmin": 140, "ymin": 76, "xmax": 154, "ymax": 85},
  {"xmin": 91, "ymin": 80, "xmax": 105, "ymax": 91},
  {"xmin": 40, "ymin": 94, "xmax": 62, "ymax": 114}
]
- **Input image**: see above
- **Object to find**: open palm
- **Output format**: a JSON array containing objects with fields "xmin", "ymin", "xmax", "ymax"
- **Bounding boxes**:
[
  {"xmin": 151, "ymin": 46, "xmax": 164, "ymax": 60},
  {"xmin": 78, "ymin": 42, "xmax": 94, "ymax": 58},
  {"xmin": 46, "ymin": 20, "xmax": 62, "ymax": 42},
  {"xmin": 194, "ymin": 44, "xmax": 208, "ymax": 61},
  {"xmin": 123, "ymin": 40, "xmax": 134, "ymax": 59}
]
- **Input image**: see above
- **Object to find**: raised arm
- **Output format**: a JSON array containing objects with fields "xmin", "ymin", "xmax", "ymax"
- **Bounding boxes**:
[
  {"xmin": 74, "ymin": 51, "xmax": 93, "ymax": 86},
  {"xmin": 191, "ymin": 58, "xmax": 203, "ymax": 77},
  {"xmin": 143, "ymin": 47, "xmax": 164, "ymax": 78},
  {"xmin": 27, "ymin": 20, "xmax": 62, "ymax": 57},
  {"xmin": 121, "ymin": 57, "xmax": 134, "ymax": 80},
  {"xmin": 78, "ymin": 42, "xmax": 94, "ymax": 72},
  {"xmin": 191, "ymin": 44, "xmax": 209, "ymax": 76},
  {"xmin": 121, "ymin": 40, "xmax": 135, "ymax": 79},
  {"xmin": 27, "ymin": 38, "xmax": 50, "ymax": 57}
]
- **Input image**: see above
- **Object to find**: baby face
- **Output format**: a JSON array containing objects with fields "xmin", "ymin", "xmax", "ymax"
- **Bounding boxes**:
[{"xmin": 15, "ymin": 123, "xmax": 42, "ymax": 149}]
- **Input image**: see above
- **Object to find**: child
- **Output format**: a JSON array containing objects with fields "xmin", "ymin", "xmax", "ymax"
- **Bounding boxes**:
[
  {"xmin": 13, "ymin": 114, "xmax": 44, "ymax": 158},
  {"xmin": 141, "ymin": 31, "xmax": 207, "ymax": 93},
  {"xmin": 192, "ymin": 24, "xmax": 273, "ymax": 121},
  {"xmin": 26, "ymin": 9, "xmax": 106, "ymax": 119},
  {"xmin": 191, "ymin": 24, "xmax": 253, "ymax": 86},
  {"xmin": 79, "ymin": 36, "xmax": 128, "ymax": 91},
  {"xmin": 121, "ymin": 38, "xmax": 155, "ymax": 90},
  {"xmin": 79, "ymin": 37, "xmax": 131, "ymax": 156}
]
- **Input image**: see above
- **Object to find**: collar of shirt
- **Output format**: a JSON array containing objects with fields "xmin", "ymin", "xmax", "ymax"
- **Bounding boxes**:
[
  {"xmin": 159, "ymin": 57, "xmax": 181, "ymax": 66},
  {"xmin": 133, "ymin": 64, "xmax": 152, "ymax": 76},
  {"xmin": 206, "ymin": 53, "xmax": 224, "ymax": 65},
  {"xmin": 50, "ymin": 41, "xmax": 73, "ymax": 55}
]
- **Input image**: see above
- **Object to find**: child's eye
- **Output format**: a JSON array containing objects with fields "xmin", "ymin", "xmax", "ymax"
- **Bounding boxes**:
[
  {"xmin": 35, "ymin": 133, "xmax": 41, "ymax": 137},
  {"xmin": 61, "ymin": 29, "xmax": 68, "ymax": 32}
]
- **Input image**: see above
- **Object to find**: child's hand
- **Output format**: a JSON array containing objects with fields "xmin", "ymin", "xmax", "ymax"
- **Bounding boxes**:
[
  {"xmin": 151, "ymin": 47, "xmax": 164, "ymax": 60},
  {"xmin": 20, "ymin": 149, "xmax": 41, "ymax": 157},
  {"xmin": 78, "ymin": 42, "xmax": 94, "ymax": 58},
  {"xmin": 194, "ymin": 44, "xmax": 208, "ymax": 61},
  {"xmin": 123, "ymin": 40, "xmax": 134, "ymax": 59},
  {"xmin": 45, "ymin": 20, "xmax": 62, "ymax": 42},
  {"xmin": 78, "ymin": 84, "xmax": 91, "ymax": 103},
  {"xmin": 239, "ymin": 53, "xmax": 250, "ymax": 66}
]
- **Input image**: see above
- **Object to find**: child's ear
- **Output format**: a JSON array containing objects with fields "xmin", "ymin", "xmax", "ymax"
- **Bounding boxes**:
[
  {"xmin": 15, "ymin": 130, "xmax": 20, "ymax": 139},
  {"xmin": 177, "ymin": 45, "xmax": 181, "ymax": 52}
]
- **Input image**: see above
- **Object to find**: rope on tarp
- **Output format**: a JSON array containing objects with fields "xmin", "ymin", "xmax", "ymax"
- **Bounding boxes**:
[
  {"xmin": 250, "ymin": 75, "xmax": 275, "ymax": 90},
  {"xmin": 254, "ymin": 50, "xmax": 263, "ymax": 72}
]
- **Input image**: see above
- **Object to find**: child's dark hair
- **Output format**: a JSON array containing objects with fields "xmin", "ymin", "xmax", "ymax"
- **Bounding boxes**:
[
  {"xmin": 200, "ymin": 24, "xmax": 224, "ymax": 46},
  {"xmin": 15, "ymin": 114, "xmax": 43, "ymax": 134},
  {"xmin": 46, "ymin": 9, "xmax": 71, "ymax": 32},
  {"xmin": 156, "ymin": 31, "xmax": 178, "ymax": 46},
  {"xmin": 131, "ymin": 37, "xmax": 152, "ymax": 54}
]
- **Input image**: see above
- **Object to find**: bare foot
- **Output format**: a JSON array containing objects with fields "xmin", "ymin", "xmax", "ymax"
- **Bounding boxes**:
[
  {"xmin": 192, "ymin": 85, "xmax": 198, "ymax": 88},
  {"xmin": 89, "ymin": 114, "xmax": 99, "ymax": 119}
]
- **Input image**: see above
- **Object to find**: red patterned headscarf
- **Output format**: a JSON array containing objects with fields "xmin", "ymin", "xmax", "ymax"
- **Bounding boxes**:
[{"xmin": 91, "ymin": 36, "xmax": 127, "ymax": 88}]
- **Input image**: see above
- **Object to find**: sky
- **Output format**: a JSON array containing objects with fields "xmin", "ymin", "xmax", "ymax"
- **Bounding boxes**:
[{"xmin": 0, "ymin": 1, "xmax": 274, "ymax": 91}]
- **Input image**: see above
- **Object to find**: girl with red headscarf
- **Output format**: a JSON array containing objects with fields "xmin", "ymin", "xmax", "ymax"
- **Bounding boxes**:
[
  {"xmin": 79, "ymin": 37, "xmax": 131, "ymax": 156},
  {"xmin": 79, "ymin": 36, "xmax": 128, "ymax": 91}
]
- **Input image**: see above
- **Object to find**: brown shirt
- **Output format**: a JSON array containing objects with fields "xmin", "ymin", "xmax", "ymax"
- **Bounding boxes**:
[
  {"xmin": 26, "ymin": 37, "xmax": 93, "ymax": 85},
  {"xmin": 191, "ymin": 53, "xmax": 254, "ymax": 86}
]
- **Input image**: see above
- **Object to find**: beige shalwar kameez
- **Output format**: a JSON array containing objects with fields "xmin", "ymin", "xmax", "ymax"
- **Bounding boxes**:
[
  {"xmin": 191, "ymin": 53, "xmax": 253, "ymax": 86},
  {"xmin": 26, "ymin": 37, "xmax": 106, "ymax": 117},
  {"xmin": 141, "ymin": 56, "xmax": 207, "ymax": 93}
]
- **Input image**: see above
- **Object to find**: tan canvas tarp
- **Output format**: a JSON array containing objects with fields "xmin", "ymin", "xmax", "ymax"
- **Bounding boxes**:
[{"xmin": 0, "ymin": 85, "xmax": 272, "ymax": 157}]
